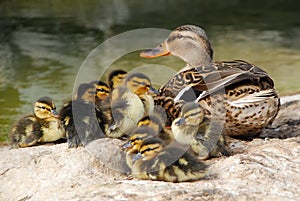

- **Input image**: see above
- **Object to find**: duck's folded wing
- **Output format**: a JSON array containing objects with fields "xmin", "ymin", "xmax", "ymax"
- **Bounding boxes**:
[{"xmin": 167, "ymin": 60, "xmax": 275, "ymax": 102}]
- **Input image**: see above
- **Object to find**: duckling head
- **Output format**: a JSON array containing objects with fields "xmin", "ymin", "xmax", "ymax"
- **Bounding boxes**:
[
  {"xmin": 133, "ymin": 137, "xmax": 163, "ymax": 162},
  {"xmin": 76, "ymin": 82, "xmax": 97, "ymax": 103},
  {"xmin": 125, "ymin": 72, "xmax": 158, "ymax": 96},
  {"xmin": 95, "ymin": 80, "xmax": 110, "ymax": 100},
  {"xmin": 140, "ymin": 25, "xmax": 213, "ymax": 68},
  {"xmin": 108, "ymin": 69, "xmax": 127, "ymax": 89},
  {"xmin": 137, "ymin": 115, "xmax": 164, "ymax": 134},
  {"xmin": 34, "ymin": 96, "xmax": 59, "ymax": 119},
  {"xmin": 175, "ymin": 102, "xmax": 205, "ymax": 126},
  {"xmin": 121, "ymin": 127, "xmax": 156, "ymax": 153}
]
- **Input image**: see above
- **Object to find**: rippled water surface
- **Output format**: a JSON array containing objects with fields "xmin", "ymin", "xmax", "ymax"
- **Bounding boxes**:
[{"xmin": 1, "ymin": 0, "xmax": 300, "ymax": 143}]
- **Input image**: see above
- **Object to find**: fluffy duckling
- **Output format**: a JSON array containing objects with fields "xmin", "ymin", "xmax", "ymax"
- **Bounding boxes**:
[
  {"xmin": 10, "ymin": 96, "xmax": 65, "ymax": 148},
  {"xmin": 137, "ymin": 114, "xmax": 173, "ymax": 146},
  {"xmin": 121, "ymin": 127, "xmax": 157, "ymax": 170},
  {"xmin": 106, "ymin": 72, "xmax": 157, "ymax": 138},
  {"xmin": 59, "ymin": 81, "xmax": 109, "ymax": 148},
  {"xmin": 172, "ymin": 102, "xmax": 230, "ymax": 159},
  {"xmin": 107, "ymin": 69, "xmax": 128, "ymax": 89},
  {"xmin": 128, "ymin": 137, "xmax": 208, "ymax": 182}
]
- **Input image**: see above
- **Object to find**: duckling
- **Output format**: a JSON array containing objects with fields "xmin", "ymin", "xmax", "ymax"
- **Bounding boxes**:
[
  {"xmin": 128, "ymin": 137, "xmax": 208, "ymax": 182},
  {"xmin": 59, "ymin": 81, "xmax": 109, "ymax": 148},
  {"xmin": 106, "ymin": 72, "xmax": 157, "ymax": 138},
  {"xmin": 171, "ymin": 102, "xmax": 230, "ymax": 160},
  {"xmin": 9, "ymin": 96, "xmax": 65, "ymax": 148},
  {"xmin": 137, "ymin": 114, "xmax": 173, "ymax": 145},
  {"xmin": 107, "ymin": 69, "xmax": 127, "ymax": 89},
  {"xmin": 140, "ymin": 24, "xmax": 280, "ymax": 138},
  {"xmin": 121, "ymin": 127, "xmax": 157, "ymax": 170}
]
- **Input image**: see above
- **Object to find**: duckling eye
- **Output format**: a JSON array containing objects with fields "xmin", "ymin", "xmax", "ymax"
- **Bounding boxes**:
[
  {"xmin": 38, "ymin": 106, "xmax": 50, "ymax": 111},
  {"xmin": 97, "ymin": 88, "xmax": 105, "ymax": 92},
  {"xmin": 177, "ymin": 33, "xmax": 183, "ymax": 39}
]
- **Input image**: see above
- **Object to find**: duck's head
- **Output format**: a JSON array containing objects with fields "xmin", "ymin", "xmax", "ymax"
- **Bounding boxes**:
[
  {"xmin": 137, "ymin": 115, "xmax": 164, "ymax": 134},
  {"xmin": 34, "ymin": 96, "xmax": 59, "ymax": 119},
  {"xmin": 121, "ymin": 127, "xmax": 156, "ymax": 153},
  {"xmin": 108, "ymin": 69, "xmax": 127, "ymax": 89},
  {"xmin": 133, "ymin": 137, "xmax": 163, "ymax": 162},
  {"xmin": 95, "ymin": 80, "xmax": 110, "ymax": 100},
  {"xmin": 140, "ymin": 25, "xmax": 213, "ymax": 68},
  {"xmin": 125, "ymin": 72, "xmax": 158, "ymax": 96},
  {"xmin": 174, "ymin": 102, "xmax": 205, "ymax": 126}
]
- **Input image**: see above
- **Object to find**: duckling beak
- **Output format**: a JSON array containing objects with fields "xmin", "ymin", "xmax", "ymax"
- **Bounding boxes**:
[
  {"xmin": 175, "ymin": 117, "xmax": 186, "ymax": 126},
  {"xmin": 51, "ymin": 109, "xmax": 59, "ymax": 118},
  {"xmin": 121, "ymin": 141, "xmax": 133, "ymax": 150},
  {"xmin": 148, "ymin": 86, "xmax": 159, "ymax": 95},
  {"xmin": 132, "ymin": 152, "xmax": 142, "ymax": 162},
  {"xmin": 140, "ymin": 42, "xmax": 170, "ymax": 58}
]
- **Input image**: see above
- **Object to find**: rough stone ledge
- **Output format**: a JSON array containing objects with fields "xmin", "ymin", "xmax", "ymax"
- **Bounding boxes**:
[{"xmin": 0, "ymin": 95, "xmax": 299, "ymax": 201}]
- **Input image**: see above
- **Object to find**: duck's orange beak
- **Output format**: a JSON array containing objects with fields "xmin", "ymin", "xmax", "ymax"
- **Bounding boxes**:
[{"xmin": 140, "ymin": 42, "xmax": 170, "ymax": 58}]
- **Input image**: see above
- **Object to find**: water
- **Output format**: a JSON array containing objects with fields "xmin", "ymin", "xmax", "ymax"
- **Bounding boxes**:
[{"xmin": 1, "ymin": 0, "xmax": 300, "ymax": 143}]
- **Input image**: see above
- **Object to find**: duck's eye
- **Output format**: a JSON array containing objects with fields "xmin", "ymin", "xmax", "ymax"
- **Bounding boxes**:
[{"xmin": 177, "ymin": 33, "xmax": 183, "ymax": 38}]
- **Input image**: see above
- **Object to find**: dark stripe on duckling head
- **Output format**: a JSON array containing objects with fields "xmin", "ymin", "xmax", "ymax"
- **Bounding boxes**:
[
  {"xmin": 36, "ymin": 96, "xmax": 55, "ymax": 109},
  {"xmin": 140, "ymin": 137, "xmax": 163, "ymax": 147},
  {"xmin": 96, "ymin": 81, "xmax": 110, "ymax": 93},
  {"xmin": 139, "ymin": 115, "xmax": 164, "ymax": 132},
  {"xmin": 131, "ymin": 127, "xmax": 157, "ymax": 138},
  {"xmin": 108, "ymin": 69, "xmax": 127, "ymax": 89},
  {"xmin": 125, "ymin": 72, "xmax": 151, "ymax": 83}
]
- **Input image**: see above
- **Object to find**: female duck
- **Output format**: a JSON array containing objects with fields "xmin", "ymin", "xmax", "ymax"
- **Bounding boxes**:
[
  {"xmin": 10, "ymin": 96, "xmax": 65, "ymax": 148},
  {"xmin": 140, "ymin": 25, "xmax": 280, "ymax": 138}
]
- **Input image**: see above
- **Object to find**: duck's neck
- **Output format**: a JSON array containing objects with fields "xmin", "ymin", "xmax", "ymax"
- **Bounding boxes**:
[{"xmin": 177, "ymin": 49, "xmax": 213, "ymax": 71}]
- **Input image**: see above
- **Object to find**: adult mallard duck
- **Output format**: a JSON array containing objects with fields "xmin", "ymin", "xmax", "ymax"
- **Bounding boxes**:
[{"xmin": 140, "ymin": 25, "xmax": 280, "ymax": 138}]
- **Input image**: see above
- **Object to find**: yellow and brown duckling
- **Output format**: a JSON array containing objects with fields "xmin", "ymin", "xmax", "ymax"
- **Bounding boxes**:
[
  {"xmin": 121, "ymin": 126, "xmax": 157, "ymax": 170},
  {"xmin": 9, "ymin": 96, "xmax": 65, "ymax": 148},
  {"xmin": 127, "ymin": 136, "xmax": 208, "ymax": 182},
  {"xmin": 107, "ymin": 69, "xmax": 128, "ymax": 89},
  {"xmin": 171, "ymin": 102, "xmax": 230, "ymax": 160},
  {"xmin": 137, "ymin": 114, "xmax": 173, "ymax": 146},
  {"xmin": 107, "ymin": 72, "xmax": 157, "ymax": 138},
  {"xmin": 59, "ymin": 81, "xmax": 109, "ymax": 148},
  {"xmin": 140, "ymin": 24, "xmax": 280, "ymax": 138}
]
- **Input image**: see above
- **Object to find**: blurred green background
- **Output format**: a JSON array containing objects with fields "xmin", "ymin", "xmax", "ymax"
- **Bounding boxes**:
[{"xmin": 1, "ymin": 0, "xmax": 300, "ymax": 144}]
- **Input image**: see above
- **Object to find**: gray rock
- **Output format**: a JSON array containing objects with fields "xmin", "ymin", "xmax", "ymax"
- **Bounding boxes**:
[{"xmin": 0, "ymin": 95, "xmax": 300, "ymax": 201}]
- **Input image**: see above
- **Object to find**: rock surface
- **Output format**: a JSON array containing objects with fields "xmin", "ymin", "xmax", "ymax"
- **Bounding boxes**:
[{"xmin": 0, "ymin": 95, "xmax": 300, "ymax": 201}]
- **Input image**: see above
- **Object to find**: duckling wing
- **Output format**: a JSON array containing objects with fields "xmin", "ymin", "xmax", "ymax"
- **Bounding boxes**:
[
  {"xmin": 60, "ymin": 100, "xmax": 105, "ymax": 147},
  {"xmin": 10, "ymin": 115, "xmax": 43, "ymax": 147},
  {"xmin": 149, "ymin": 146, "xmax": 207, "ymax": 182},
  {"xmin": 109, "ymin": 90, "xmax": 144, "ymax": 138}
]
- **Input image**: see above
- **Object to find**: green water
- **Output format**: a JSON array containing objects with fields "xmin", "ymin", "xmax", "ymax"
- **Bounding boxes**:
[{"xmin": 1, "ymin": 0, "xmax": 300, "ymax": 143}]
